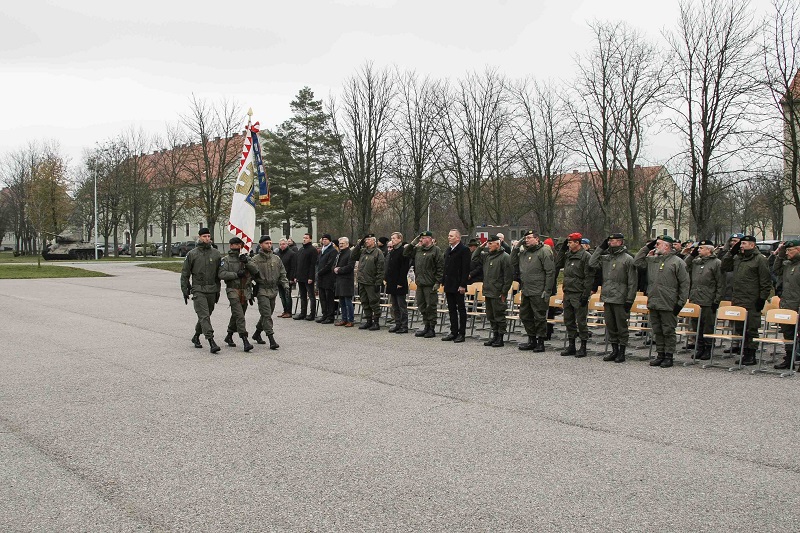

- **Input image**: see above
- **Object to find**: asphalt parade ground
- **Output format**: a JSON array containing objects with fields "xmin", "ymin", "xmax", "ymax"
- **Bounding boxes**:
[{"xmin": 1, "ymin": 262, "xmax": 799, "ymax": 532}]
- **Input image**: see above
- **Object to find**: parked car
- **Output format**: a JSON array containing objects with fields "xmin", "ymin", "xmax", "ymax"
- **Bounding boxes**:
[
  {"xmin": 134, "ymin": 243, "xmax": 158, "ymax": 256},
  {"xmin": 119, "ymin": 243, "xmax": 131, "ymax": 256},
  {"xmin": 756, "ymin": 240, "xmax": 780, "ymax": 257},
  {"xmin": 170, "ymin": 241, "xmax": 186, "ymax": 256},
  {"xmin": 178, "ymin": 241, "xmax": 196, "ymax": 257}
]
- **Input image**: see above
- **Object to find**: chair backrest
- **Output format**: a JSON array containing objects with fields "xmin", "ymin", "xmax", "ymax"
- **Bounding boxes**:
[
  {"xmin": 549, "ymin": 294, "xmax": 564, "ymax": 308},
  {"xmin": 679, "ymin": 302, "xmax": 701, "ymax": 318},
  {"xmin": 716, "ymin": 305, "xmax": 748, "ymax": 323},
  {"xmin": 632, "ymin": 296, "xmax": 649, "ymax": 315},
  {"xmin": 590, "ymin": 298, "xmax": 604, "ymax": 311},
  {"xmin": 511, "ymin": 280, "xmax": 520, "ymax": 292},
  {"xmin": 514, "ymin": 291, "xmax": 522, "ymax": 305},
  {"xmin": 466, "ymin": 284, "xmax": 478, "ymax": 296},
  {"xmin": 765, "ymin": 308, "xmax": 799, "ymax": 325},
  {"xmin": 719, "ymin": 300, "xmax": 732, "ymax": 308},
  {"xmin": 408, "ymin": 280, "xmax": 417, "ymax": 292},
  {"xmin": 763, "ymin": 296, "xmax": 780, "ymax": 312}
]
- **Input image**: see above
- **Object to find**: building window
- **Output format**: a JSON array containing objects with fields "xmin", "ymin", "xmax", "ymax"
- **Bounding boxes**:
[
  {"xmin": 651, "ymin": 228, "xmax": 656, "ymax": 238},
  {"xmin": 663, "ymin": 229, "xmax": 669, "ymax": 236},
  {"xmin": 172, "ymin": 223, "xmax": 177, "ymax": 237},
  {"xmin": 149, "ymin": 224, "xmax": 153, "ymax": 237},
  {"xmin": 185, "ymin": 223, "xmax": 190, "ymax": 237},
  {"xmin": 663, "ymin": 208, "xmax": 668, "ymax": 219}
]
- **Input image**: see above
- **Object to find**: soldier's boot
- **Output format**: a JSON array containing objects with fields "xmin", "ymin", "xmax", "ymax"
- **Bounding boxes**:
[
  {"xmin": 414, "ymin": 325, "xmax": 429, "ymax": 337},
  {"xmin": 388, "ymin": 323, "xmax": 399, "ymax": 333},
  {"xmin": 603, "ymin": 343, "xmax": 619, "ymax": 362},
  {"xmin": 423, "ymin": 324, "xmax": 436, "ymax": 338},
  {"xmin": 484, "ymin": 331, "xmax": 498, "ymax": 346},
  {"xmin": 267, "ymin": 334, "xmax": 279, "ymax": 350},
  {"xmin": 775, "ymin": 346, "xmax": 793, "ymax": 370},
  {"xmin": 241, "ymin": 333, "xmax": 253, "ymax": 352},
  {"xmin": 560, "ymin": 338, "xmax": 576, "ymax": 357},
  {"xmin": 396, "ymin": 324, "xmax": 409, "ymax": 334},
  {"xmin": 208, "ymin": 338, "xmax": 221, "ymax": 354},
  {"xmin": 735, "ymin": 348, "xmax": 757, "ymax": 366},
  {"xmin": 491, "ymin": 333, "xmax": 505, "ymax": 348},
  {"xmin": 224, "ymin": 332, "xmax": 236, "ymax": 347},
  {"xmin": 650, "ymin": 352, "xmax": 665, "ymax": 366},
  {"xmin": 369, "ymin": 322, "xmax": 381, "ymax": 331},
  {"xmin": 518, "ymin": 336, "xmax": 536, "ymax": 350},
  {"xmin": 614, "ymin": 345, "xmax": 627, "ymax": 363},
  {"xmin": 546, "ymin": 323, "xmax": 554, "ymax": 341},
  {"xmin": 358, "ymin": 320, "xmax": 374, "ymax": 330},
  {"xmin": 191, "ymin": 333, "xmax": 202, "ymax": 349},
  {"xmin": 574, "ymin": 339, "xmax": 588, "ymax": 358},
  {"xmin": 252, "ymin": 329, "xmax": 267, "ymax": 345},
  {"xmin": 659, "ymin": 353, "xmax": 674, "ymax": 368},
  {"xmin": 533, "ymin": 337, "xmax": 546, "ymax": 353},
  {"xmin": 723, "ymin": 343, "xmax": 740, "ymax": 354},
  {"xmin": 698, "ymin": 343, "xmax": 712, "ymax": 361}
]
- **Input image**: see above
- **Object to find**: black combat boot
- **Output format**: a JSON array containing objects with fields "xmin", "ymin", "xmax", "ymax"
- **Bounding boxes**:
[
  {"xmin": 698, "ymin": 343, "xmax": 711, "ymax": 361},
  {"xmin": 560, "ymin": 338, "xmax": 576, "ymax": 357},
  {"xmin": 574, "ymin": 339, "xmax": 588, "ymax": 358},
  {"xmin": 358, "ymin": 320, "xmax": 374, "ymax": 330},
  {"xmin": 442, "ymin": 332, "xmax": 458, "ymax": 341},
  {"xmin": 388, "ymin": 324, "xmax": 399, "ymax": 333},
  {"xmin": 491, "ymin": 333, "xmax": 505, "ymax": 347},
  {"xmin": 518, "ymin": 336, "xmax": 536, "ymax": 350},
  {"xmin": 603, "ymin": 343, "xmax": 619, "ymax": 362},
  {"xmin": 614, "ymin": 345, "xmax": 627, "ymax": 363},
  {"xmin": 396, "ymin": 324, "xmax": 409, "ymax": 334},
  {"xmin": 224, "ymin": 332, "xmax": 236, "ymax": 347},
  {"xmin": 659, "ymin": 353, "xmax": 674, "ymax": 368},
  {"xmin": 208, "ymin": 338, "xmax": 221, "ymax": 354},
  {"xmin": 369, "ymin": 322, "xmax": 380, "ymax": 331},
  {"xmin": 191, "ymin": 333, "xmax": 202, "ymax": 348},
  {"xmin": 423, "ymin": 325, "xmax": 436, "ymax": 338},
  {"xmin": 774, "ymin": 346, "xmax": 793, "ymax": 370},
  {"xmin": 241, "ymin": 333, "xmax": 253, "ymax": 352},
  {"xmin": 484, "ymin": 332, "xmax": 497, "ymax": 346},
  {"xmin": 252, "ymin": 329, "xmax": 266, "ymax": 345},
  {"xmin": 453, "ymin": 333, "xmax": 465, "ymax": 343},
  {"xmin": 414, "ymin": 325, "xmax": 429, "ymax": 337},
  {"xmin": 533, "ymin": 337, "xmax": 545, "ymax": 353},
  {"xmin": 267, "ymin": 334, "xmax": 279, "ymax": 350},
  {"xmin": 650, "ymin": 352, "xmax": 665, "ymax": 366},
  {"xmin": 735, "ymin": 349, "xmax": 757, "ymax": 366}
]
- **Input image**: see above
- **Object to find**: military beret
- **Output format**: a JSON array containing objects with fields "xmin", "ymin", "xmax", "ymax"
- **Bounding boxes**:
[
  {"xmin": 730, "ymin": 233, "xmax": 744, "ymax": 240},
  {"xmin": 567, "ymin": 232, "xmax": 582, "ymax": 241},
  {"xmin": 198, "ymin": 227, "xmax": 211, "ymax": 236},
  {"xmin": 229, "ymin": 237, "xmax": 244, "ymax": 245},
  {"xmin": 608, "ymin": 233, "xmax": 625, "ymax": 240},
  {"xmin": 258, "ymin": 235, "xmax": 272, "ymax": 244},
  {"xmin": 467, "ymin": 238, "xmax": 480, "ymax": 246},
  {"xmin": 658, "ymin": 235, "xmax": 676, "ymax": 244},
  {"xmin": 543, "ymin": 238, "xmax": 555, "ymax": 247},
  {"xmin": 378, "ymin": 236, "xmax": 389, "ymax": 245},
  {"xmin": 785, "ymin": 239, "xmax": 800, "ymax": 248},
  {"xmin": 322, "ymin": 233, "xmax": 333, "ymax": 241},
  {"xmin": 740, "ymin": 235, "xmax": 756, "ymax": 242},
  {"xmin": 419, "ymin": 231, "xmax": 433, "ymax": 238},
  {"xmin": 523, "ymin": 229, "xmax": 538, "ymax": 237},
  {"xmin": 364, "ymin": 233, "xmax": 375, "ymax": 239},
  {"xmin": 697, "ymin": 239, "xmax": 715, "ymax": 247},
  {"xmin": 487, "ymin": 234, "xmax": 500, "ymax": 242},
  {"xmin": 581, "ymin": 238, "xmax": 591, "ymax": 245}
]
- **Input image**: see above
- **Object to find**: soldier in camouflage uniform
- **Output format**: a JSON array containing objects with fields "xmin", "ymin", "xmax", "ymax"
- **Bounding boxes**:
[
  {"xmin": 180, "ymin": 228, "xmax": 222, "ymax": 353},
  {"xmin": 510, "ymin": 230, "xmax": 555, "ymax": 352},
  {"xmin": 218, "ymin": 236, "xmax": 260, "ymax": 352},
  {"xmin": 554, "ymin": 232, "xmax": 594, "ymax": 357},
  {"xmin": 252, "ymin": 235, "xmax": 290, "ymax": 350},
  {"xmin": 684, "ymin": 240, "xmax": 724, "ymax": 361},
  {"xmin": 472, "ymin": 235, "xmax": 514, "ymax": 347},
  {"xmin": 404, "ymin": 231, "xmax": 444, "ymax": 338},
  {"xmin": 772, "ymin": 240, "xmax": 800, "ymax": 370},
  {"xmin": 351, "ymin": 234, "xmax": 386, "ymax": 330}
]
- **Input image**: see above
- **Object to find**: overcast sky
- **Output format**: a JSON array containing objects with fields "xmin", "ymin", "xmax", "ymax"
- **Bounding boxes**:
[{"xmin": 0, "ymin": 0, "xmax": 777, "ymax": 171}]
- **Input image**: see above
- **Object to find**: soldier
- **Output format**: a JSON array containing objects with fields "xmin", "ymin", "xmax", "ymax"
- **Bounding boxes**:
[
  {"xmin": 218, "ymin": 237, "xmax": 259, "ymax": 352},
  {"xmin": 251, "ymin": 235, "xmax": 289, "ymax": 350},
  {"xmin": 554, "ymin": 232, "xmax": 594, "ymax": 357},
  {"xmin": 180, "ymin": 228, "xmax": 222, "ymax": 353},
  {"xmin": 590, "ymin": 233, "xmax": 638, "ymax": 363},
  {"xmin": 510, "ymin": 230, "xmax": 555, "ymax": 352},
  {"xmin": 471, "ymin": 235, "xmax": 514, "ymax": 347},
  {"xmin": 385, "ymin": 232, "xmax": 411, "ymax": 334},
  {"xmin": 684, "ymin": 240, "xmax": 724, "ymax": 360},
  {"xmin": 634, "ymin": 236, "xmax": 690, "ymax": 368},
  {"xmin": 720, "ymin": 234, "xmax": 772, "ymax": 366},
  {"xmin": 404, "ymin": 231, "xmax": 445, "ymax": 338},
  {"xmin": 293, "ymin": 232, "xmax": 318, "ymax": 321},
  {"xmin": 467, "ymin": 238, "xmax": 483, "ymax": 284},
  {"xmin": 334, "ymin": 237, "xmax": 356, "ymax": 327},
  {"xmin": 276, "ymin": 238, "xmax": 296, "ymax": 318},
  {"xmin": 772, "ymin": 240, "xmax": 800, "ymax": 370},
  {"xmin": 352, "ymin": 234, "xmax": 386, "ymax": 330}
]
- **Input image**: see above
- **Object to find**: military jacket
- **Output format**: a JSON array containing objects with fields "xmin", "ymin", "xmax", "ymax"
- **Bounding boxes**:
[
  {"xmin": 218, "ymin": 250, "xmax": 260, "ymax": 298},
  {"xmin": 471, "ymin": 247, "xmax": 513, "ymax": 298},
  {"xmin": 252, "ymin": 250, "xmax": 289, "ymax": 298},
  {"xmin": 589, "ymin": 246, "xmax": 637, "ymax": 305},
  {"xmin": 633, "ymin": 247, "xmax": 690, "ymax": 311},
  {"xmin": 773, "ymin": 253, "xmax": 800, "ymax": 310},
  {"xmin": 403, "ymin": 243, "xmax": 444, "ymax": 286},
  {"xmin": 180, "ymin": 241, "xmax": 221, "ymax": 295},
  {"xmin": 352, "ymin": 245, "xmax": 386, "ymax": 285},
  {"xmin": 684, "ymin": 254, "xmax": 724, "ymax": 307},
  {"xmin": 555, "ymin": 247, "xmax": 593, "ymax": 298},
  {"xmin": 720, "ymin": 249, "xmax": 772, "ymax": 307},
  {"xmin": 510, "ymin": 243, "xmax": 554, "ymax": 297}
]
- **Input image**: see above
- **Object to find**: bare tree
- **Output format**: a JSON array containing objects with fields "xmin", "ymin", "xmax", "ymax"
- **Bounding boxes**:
[
  {"xmin": 512, "ymin": 78, "xmax": 575, "ymax": 235},
  {"xmin": 666, "ymin": 0, "xmax": 762, "ymax": 238},
  {"xmin": 329, "ymin": 63, "xmax": 396, "ymax": 236},
  {"xmin": 152, "ymin": 123, "xmax": 191, "ymax": 256},
  {"xmin": 181, "ymin": 95, "xmax": 243, "ymax": 230}
]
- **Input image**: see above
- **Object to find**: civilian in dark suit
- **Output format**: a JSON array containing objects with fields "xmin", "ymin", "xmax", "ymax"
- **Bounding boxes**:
[
  {"xmin": 277, "ymin": 238, "xmax": 297, "ymax": 317},
  {"xmin": 385, "ymin": 231, "xmax": 412, "ymax": 333},
  {"xmin": 316, "ymin": 233, "xmax": 337, "ymax": 324},
  {"xmin": 293, "ymin": 232, "xmax": 318, "ymax": 320},
  {"xmin": 441, "ymin": 229, "xmax": 471, "ymax": 342}
]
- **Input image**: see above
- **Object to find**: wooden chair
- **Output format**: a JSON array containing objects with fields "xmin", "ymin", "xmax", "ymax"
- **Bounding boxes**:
[
  {"xmin": 626, "ymin": 296, "xmax": 654, "ymax": 359},
  {"xmin": 547, "ymin": 293, "xmax": 566, "ymax": 348},
  {"xmin": 676, "ymin": 302, "xmax": 702, "ymax": 365},
  {"xmin": 702, "ymin": 306, "xmax": 749, "ymax": 371},
  {"xmin": 467, "ymin": 287, "xmax": 487, "ymax": 338},
  {"xmin": 504, "ymin": 291, "xmax": 524, "ymax": 342},
  {"xmin": 752, "ymin": 308, "xmax": 798, "ymax": 378}
]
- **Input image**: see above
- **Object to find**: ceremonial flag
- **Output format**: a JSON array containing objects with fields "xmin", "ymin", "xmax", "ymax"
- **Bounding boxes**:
[{"xmin": 228, "ymin": 120, "xmax": 269, "ymax": 253}]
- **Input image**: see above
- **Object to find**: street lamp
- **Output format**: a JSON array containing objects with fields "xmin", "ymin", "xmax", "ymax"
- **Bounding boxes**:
[{"xmin": 94, "ymin": 165, "xmax": 99, "ymax": 260}]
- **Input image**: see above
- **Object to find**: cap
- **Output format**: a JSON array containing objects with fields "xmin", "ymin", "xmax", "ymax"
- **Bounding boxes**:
[
  {"xmin": 658, "ymin": 235, "xmax": 676, "ymax": 244},
  {"xmin": 364, "ymin": 233, "xmax": 375, "ymax": 239},
  {"xmin": 740, "ymin": 235, "xmax": 756, "ymax": 242},
  {"xmin": 198, "ymin": 227, "xmax": 211, "ymax": 236},
  {"xmin": 419, "ymin": 231, "xmax": 433, "ymax": 238},
  {"xmin": 608, "ymin": 233, "xmax": 625, "ymax": 240},
  {"xmin": 543, "ymin": 238, "xmax": 555, "ymax": 247},
  {"xmin": 697, "ymin": 239, "xmax": 715, "ymax": 247},
  {"xmin": 523, "ymin": 229, "xmax": 538, "ymax": 237},
  {"xmin": 567, "ymin": 232, "xmax": 582, "ymax": 241},
  {"xmin": 730, "ymin": 233, "xmax": 744, "ymax": 240},
  {"xmin": 258, "ymin": 235, "xmax": 272, "ymax": 244},
  {"xmin": 229, "ymin": 237, "xmax": 244, "ymax": 245},
  {"xmin": 467, "ymin": 238, "xmax": 480, "ymax": 247},
  {"xmin": 580, "ymin": 238, "xmax": 591, "ymax": 245},
  {"xmin": 487, "ymin": 234, "xmax": 500, "ymax": 242},
  {"xmin": 321, "ymin": 233, "xmax": 333, "ymax": 241},
  {"xmin": 785, "ymin": 239, "xmax": 800, "ymax": 248},
  {"xmin": 378, "ymin": 236, "xmax": 389, "ymax": 245}
]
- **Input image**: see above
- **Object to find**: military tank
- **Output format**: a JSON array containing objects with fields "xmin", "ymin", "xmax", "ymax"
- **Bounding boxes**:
[{"xmin": 42, "ymin": 233, "xmax": 103, "ymax": 260}]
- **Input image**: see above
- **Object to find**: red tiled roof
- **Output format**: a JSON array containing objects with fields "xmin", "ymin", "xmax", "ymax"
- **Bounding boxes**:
[{"xmin": 557, "ymin": 165, "xmax": 665, "ymax": 204}]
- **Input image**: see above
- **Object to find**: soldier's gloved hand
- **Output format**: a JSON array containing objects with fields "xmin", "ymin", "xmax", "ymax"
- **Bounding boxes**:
[
  {"xmin": 600, "ymin": 238, "xmax": 609, "ymax": 250},
  {"xmin": 730, "ymin": 241, "xmax": 741, "ymax": 255},
  {"xmin": 237, "ymin": 269, "xmax": 246, "ymax": 279},
  {"xmin": 646, "ymin": 239, "xmax": 657, "ymax": 250},
  {"xmin": 541, "ymin": 290, "xmax": 549, "ymax": 302},
  {"xmin": 239, "ymin": 253, "xmax": 249, "ymax": 263},
  {"xmin": 579, "ymin": 295, "xmax": 589, "ymax": 306},
  {"xmin": 248, "ymin": 296, "xmax": 254, "ymax": 306},
  {"xmin": 624, "ymin": 301, "xmax": 633, "ymax": 313},
  {"xmin": 756, "ymin": 298, "xmax": 766, "ymax": 310},
  {"xmin": 561, "ymin": 239, "xmax": 569, "ymax": 251},
  {"xmin": 673, "ymin": 304, "xmax": 683, "ymax": 316},
  {"xmin": 711, "ymin": 302, "xmax": 719, "ymax": 312},
  {"xmin": 691, "ymin": 246, "xmax": 699, "ymax": 257},
  {"xmin": 182, "ymin": 288, "xmax": 190, "ymax": 305}
]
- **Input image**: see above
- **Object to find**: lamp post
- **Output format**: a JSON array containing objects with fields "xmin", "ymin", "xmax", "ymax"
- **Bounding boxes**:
[{"xmin": 94, "ymin": 166, "xmax": 99, "ymax": 260}]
